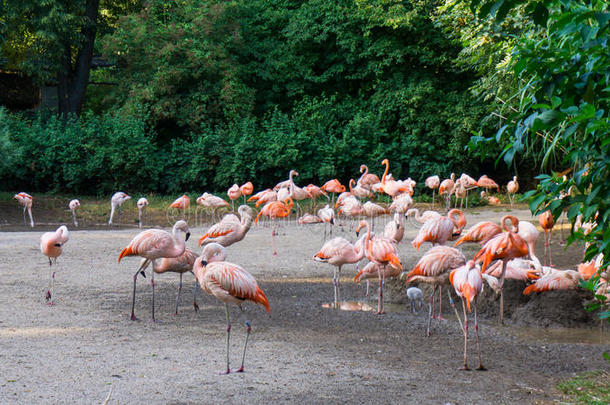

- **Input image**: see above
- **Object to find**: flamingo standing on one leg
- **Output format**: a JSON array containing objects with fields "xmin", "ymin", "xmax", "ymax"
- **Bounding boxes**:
[
  {"xmin": 109, "ymin": 192, "xmax": 131, "ymax": 226},
  {"xmin": 538, "ymin": 210, "xmax": 555, "ymax": 267},
  {"xmin": 14, "ymin": 192, "xmax": 34, "ymax": 227},
  {"xmin": 227, "ymin": 184, "xmax": 242, "ymax": 211},
  {"xmin": 40, "ymin": 225, "xmax": 69, "ymax": 305},
  {"xmin": 68, "ymin": 199, "xmax": 80, "ymax": 227},
  {"xmin": 450, "ymin": 260, "xmax": 485, "ymax": 370},
  {"xmin": 317, "ymin": 204, "xmax": 335, "ymax": 239},
  {"xmin": 425, "ymin": 175, "xmax": 440, "ymax": 208},
  {"xmin": 137, "ymin": 198, "xmax": 149, "ymax": 228},
  {"xmin": 314, "ymin": 236, "xmax": 365, "ymax": 307},
  {"xmin": 118, "ymin": 220, "xmax": 191, "ymax": 321},
  {"xmin": 474, "ymin": 215, "xmax": 529, "ymax": 325},
  {"xmin": 507, "ymin": 176, "xmax": 519, "ymax": 208},
  {"xmin": 404, "ymin": 246, "xmax": 466, "ymax": 335},
  {"xmin": 170, "ymin": 194, "xmax": 190, "ymax": 219},
  {"xmin": 356, "ymin": 220, "xmax": 402, "ymax": 314},
  {"xmin": 321, "ymin": 179, "xmax": 346, "ymax": 208},
  {"xmin": 254, "ymin": 198, "xmax": 293, "ymax": 255},
  {"xmin": 138, "ymin": 248, "xmax": 200, "ymax": 314},
  {"xmin": 240, "ymin": 182, "xmax": 253, "ymax": 205},
  {"xmin": 193, "ymin": 243, "xmax": 270, "ymax": 374},
  {"xmin": 438, "ymin": 174, "xmax": 455, "ymax": 212}
]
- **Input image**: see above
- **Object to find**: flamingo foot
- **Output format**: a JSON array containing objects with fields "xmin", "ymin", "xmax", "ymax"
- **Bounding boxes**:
[
  {"xmin": 130, "ymin": 313, "xmax": 138, "ymax": 321},
  {"xmin": 460, "ymin": 366, "xmax": 471, "ymax": 371},
  {"xmin": 476, "ymin": 365, "xmax": 487, "ymax": 371},
  {"xmin": 46, "ymin": 301, "xmax": 55, "ymax": 306},
  {"xmin": 45, "ymin": 290, "xmax": 51, "ymax": 301},
  {"xmin": 273, "ymin": 251, "xmax": 277, "ymax": 256},
  {"xmin": 376, "ymin": 311, "xmax": 386, "ymax": 315},
  {"xmin": 218, "ymin": 369, "xmax": 231, "ymax": 375},
  {"xmin": 233, "ymin": 367, "xmax": 245, "ymax": 373}
]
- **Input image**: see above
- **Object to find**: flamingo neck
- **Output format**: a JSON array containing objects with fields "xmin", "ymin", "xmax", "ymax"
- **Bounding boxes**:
[
  {"xmin": 349, "ymin": 179, "xmax": 354, "ymax": 193},
  {"xmin": 382, "ymin": 161, "xmax": 389, "ymax": 185}
]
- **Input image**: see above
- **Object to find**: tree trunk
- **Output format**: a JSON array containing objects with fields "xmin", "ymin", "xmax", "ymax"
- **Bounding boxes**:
[{"xmin": 56, "ymin": 0, "xmax": 100, "ymax": 116}]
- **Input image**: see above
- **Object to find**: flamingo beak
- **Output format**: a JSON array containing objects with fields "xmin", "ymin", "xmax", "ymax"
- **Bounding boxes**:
[
  {"xmin": 201, "ymin": 260, "xmax": 208, "ymax": 267},
  {"xmin": 356, "ymin": 230, "xmax": 360, "ymax": 237},
  {"xmin": 140, "ymin": 270, "xmax": 146, "ymax": 278},
  {"xmin": 185, "ymin": 232, "xmax": 191, "ymax": 241}
]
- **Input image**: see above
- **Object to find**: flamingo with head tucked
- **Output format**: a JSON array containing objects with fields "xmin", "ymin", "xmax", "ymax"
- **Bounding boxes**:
[
  {"xmin": 14, "ymin": 192, "xmax": 34, "ymax": 227},
  {"xmin": 425, "ymin": 175, "xmax": 440, "ymax": 208},
  {"xmin": 240, "ymin": 182, "xmax": 253, "ymax": 204},
  {"xmin": 170, "ymin": 194, "xmax": 190, "ymax": 219},
  {"xmin": 69, "ymin": 199, "xmax": 80, "ymax": 227},
  {"xmin": 118, "ymin": 220, "xmax": 191, "ymax": 321},
  {"xmin": 227, "ymin": 184, "xmax": 242, "ymax": 211},
  {"xmin": 137, "ymin": 197, "xmax": 148, "ymax": 228}
]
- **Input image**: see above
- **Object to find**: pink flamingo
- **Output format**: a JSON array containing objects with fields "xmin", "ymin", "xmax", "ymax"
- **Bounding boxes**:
[
  {"xmin": 240, "ymin": 182, "xmax": 253, "ymax": 204},
  {"xmin": 288, "ymin": 170, "xmax": 311, "ymax": 217},
  {"xmin": 109, "ymin": 192, "xmax": 131, "ymax": 225},
  {"xmin": 68, "ymin": 199, "xmax": 80, "ymax": 227},
  {"xmin": 384, "ymin": 213, "xmax": 404, "ymax": 244},
  {"xmin": 40, "ymin": 225, "xmax": 69, "ymax": 304},
  {"xmin": 170, "ymin": 194, "xmax": 190, "ymax": 218},
  {"xmin": 506, "ymin": 176, "xmax": 519, "ymax": 208},
  {"xmin": 449, "ymin": 260, "xmax": 485, "ymax": 370},
  {"xmin": 405, "ymin": 246, "xmax": 466, "ymax": 334},
  {"xmin": 356, "ymin": 220, "xmax": 402, "ymax": 314},
  {"xmin": 196, "ymin": 192, "xmax": 230, "ymax": 222},
  {"xmin": 198, "ymin": 205, "xmax": 253, "ymax": 247},
  {"xmin": 425, "ymin": 175, "xmax": 440, "ymax": 208},
  {"xmin": 14, "ymin": 192, "xmax": 34, "ymax": 227},
  {"xmin": 454, "ymin": 221, "xmax": 502, "ymax": 247},
  {"xmin": 474, "ymin": 215, "xmax": 529, "ymax": 324},
  {"xmin": 484, "ymin": 258, "xmax": 541, "ymax": 281},
  {"xmin": 298, "ymin": 214, "xmax": 323, "ymax": 224},
  {"xmin": 252, "ymin": 189, "xmax": 278, "ymax": 208},
  {"xmin": 118, "ymin": 220, "xmax": 191, "ymax": 321},
  {"xmin": 412, "ymin": 209, "xmax": 466, "ymax": 250},
  {"xmin": 523, "ymin": 269, "xmax": 583, "ymax": 295},
  {"xmin": 480, "ymin": 191, "xmax": 501, "ymax": 206},
  {"xmin": 313, "ymin": 236, "xmax": 365, "ymax": 307},
  {"xmin": 322, "ymin": 179, "xmax": 346, "ymax": 207},
  {"xmin": 350, "ymin": 179, "xmax": 373, "ymax": 199},
  {"xmin": 318, "ymin": 204, "xmax": 335, "ymax": 239},
  {"xmin": 538, "ymin": 210, "xmax": 555, "ymax": 267},
  {"xmin": 357, "ymin": 164, "xmax": 381, "ymax": 190},
  {"xmin": 254, "ymin": 198, "xmax": 293, "ymax": 255},
  {"xmin": 227, "ymin": 184, "xmax": 242, "ymax": 211},
  {"xmin": 380, "ymin": 159, "xmax": 409, "ymax": 198},
  {"xmin": 405, "ymin": 208, "xmax": 442, "ymax": 225},
  {"xmin": 389, "ymin": 194, "xmax": 413, "ymax": 214},
  {"xmin": 193, "ymin": 243, "xmax": 270, "ymax": 374},
  {"xmin": 438, "ymin": 174, "xmax": 455, "ymax": 211},
  {"xmin": 477, "ymin": 175, "xmax": 499, "ymax": 193},
  {"xmin": 139, "ymin": 248, "xmax": 199, "ymax": 314},
  {"xmin": 137, "ymin": 197, "xmax": 148, "ymax": 228}
]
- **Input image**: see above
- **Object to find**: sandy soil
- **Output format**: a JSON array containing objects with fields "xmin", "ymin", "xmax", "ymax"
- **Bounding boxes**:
[{"xmin": 0, "ymin": 206, "xmax": 608, "ymax": 404}]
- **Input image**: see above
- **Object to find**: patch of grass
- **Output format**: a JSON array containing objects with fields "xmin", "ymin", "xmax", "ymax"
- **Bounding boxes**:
[{"xmin": 557, "ymin": 370, "xmax": 610, "ymax": 404}]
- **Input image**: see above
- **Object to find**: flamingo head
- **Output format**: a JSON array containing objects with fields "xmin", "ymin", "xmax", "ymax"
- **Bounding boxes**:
[{"xmin": 359, "ymin": 164, "xmax": 367, "ymax": 173}]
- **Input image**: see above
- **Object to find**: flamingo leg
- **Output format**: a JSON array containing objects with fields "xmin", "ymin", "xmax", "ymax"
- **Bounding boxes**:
[
  {"xmin": 426, "ymin": 285, "xmax": 436, "ymax": 337},
  {"xmin": 192, "ymin": 279, "xmax": 199, "ymax": 312},
  {"xmin": 235, "ymin": 320, "xmax": 251, "ymax": 373},
  {"xmin": 49, "ymin": 258, "xmax": 56, "ymax": 305},
  {"xmin": 498, "ymin": 260, "xmax": 507, "ymax": 325},
  {"xmin": 72, "ymin": 210, "xmax": 78, "ymax": 227},
  {"xmin": 461, "ymin": 298, "xmax": 470, "ymax": 371},
  {"xmin": 548, "ymin": 230, "xmax": 553, "ymax": 266},
  {"xmin": 151, "ymin": 261, "xmax": 157, "ymax": 322},
  {"xmin": 271, "ymin": 221, "xmax": 277, "ymax": 256},
  {"xmin": 437, "ymin": 285, "xmax": 445, "ymax": 320},
  {"xmin": 23, "ymin": 206, "xmax": 27, "ymax": 226},
  {"xmin": 175, "ymin": 273, "xmax": 183, "ymax": 315},
  {"xmin": 381, "ymin": 267, "xmax": 386, "ymax": 314},
  {"xmin": 448, "ymin": 289, "xmax": 463, "ymax": 331},
  {"xmin": 332, "ymin": 267, "xmax": 338, "ymax": 308},
  {"xmin": 365, "ymin": 280, "xmax": 370, "ymax": 297},
  {"xmin": 222, "ymin": 303, "xmax": 231, "ymax": 374},
  {"xmin": 432, "ymin": 189, "xmax": 435, "ymax": 209},
  {"xmin": 337, "ymin": 265, "xmax": 342, "ymax": 305},
  {"xmin": 28, "ymin": 206, "xmax": 34, "ymax": 227},
  {"xmin": 131, "ymin": 260, "xmax": 149, "ymax": 321},
  {"xmin": 138, "ymin": 209, "xmax": 143, "ymax": 228},
  {"xmin": 377, "ymin": 266, "xmax": 383, "ymax": 314},
  {"xmin": 474, "ymin": 302, "xmax": 485, "ymax": 370},
  {"xmin": 45, "ymin": 258, "xmax": 52, "ymax": 302}
]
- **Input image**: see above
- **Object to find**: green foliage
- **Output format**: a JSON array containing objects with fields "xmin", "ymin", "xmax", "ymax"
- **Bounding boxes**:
[
  {"xmin": 465, "ymin": 0, "xmax": 610, "ymax": 320},
  {"xmin": 557, "ymin": 370, "xmax": 610, "ymax": 405}
]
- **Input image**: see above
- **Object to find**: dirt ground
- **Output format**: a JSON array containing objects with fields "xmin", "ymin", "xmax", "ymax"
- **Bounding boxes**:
[{"xmin": 0, "ymin": 205, "xmax": 608, "ymax": 404}]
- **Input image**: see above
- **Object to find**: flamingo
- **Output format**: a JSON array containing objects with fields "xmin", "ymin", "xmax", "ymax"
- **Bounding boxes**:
[
  {"xmin": 108, "ymin": 192, "xmax": 131, "ymax": 225},
  {"xmin": 474, "ymin": 215, "xmax": 529, "ymax": 324},
  {"xmin": 318, "ymin": 204, "xmax": 335, "ymax": 239},
  {"xmin": 68, "ymin": 199, "xmax": 80, "ymax": 227},
  {"xmin": 199, "ymin": 205, "xmax": 253, "ymax": 247},
  {"xmin": 250, "ymin": 189, "xmax": 277, "ymax": 208},
  {"xmin": 350, "ymin": 179, "xmax": 373, "ymax": 199},
  {"xmin": 480, "ymin": 191, "xmax": 501, "ymax": 206},
  {"xmin": 192, "ymin": 243, "xmax": 270, "ymax": 374},
  {"xmin": 425, "ymin": 175, "xmax": 440, "ymax": 208},
  {"xmin": 457, "ymin": 174, "xmax": 478, "ymax": 209},
  {"xmin": 406, "ymin": 287, "xmax": 424, "ymax": 313},
  {"xmin": 138, "ymin": 248, "xmax": 199, "ymax": 314},
  {"xmin": 287, "ymin": 170, "xmax": 311, "ymax": 217},
  {"xmin": 240, "ymin": 182, "xmax": 253, "ymax": 204},
  {"xmin": 354, "ymin": 261, "xmax": 402, "ymax": 297},
  {"xmin": 477, "ymin": 175, "xmax": 499, "ymax": 194},
  {"xmin": 40, "ymin": 225, "xmax": 69, "ymax": 304},
  {"xmin": 484, "ymin": 258, "xmax": 541, "ymax": 281},
  {"xmin": 357, "ymin": 165, "xmax": 381, "ymax": 189},
  {"xmin": 321, "ymin": 179, "xmax": 346, "ymax": 207},
  {"xmin": 405, "ymin": 208, "xmax": 442, "ymax": 224},
  {"xmin": 412, "ymin": 209, "xmax": 466, "ymax": 251},
  {"xmin": 516, "ymin": 220, "xmax": 541, "ymax": 268},
  {"xmin": 454, "ymin": 221, "xmax": 502, "ymax": 247},
  {"xmin": 522, "ymin": 269, "xmax": 583, "ymax": 295},
  {"xmin": 380, "ymin": 159, "xmax": 409, "ymax": 198},
  {"xmin": 118, "ymin": 220, "xmax": 191, "ymax": 321},
  {"xmin": 389, "ymin": 194, "xmax": 413, "ymax": 214},
  {"xmin": 313, "ymin": 236, "xmax": 365, "ymax": 307},
  {"xmin": 169, "ymin": 194, "xmax": 190, "ymax": 218},
  {"xmin": 507, "ymin": 176, "xmax": 519, "ymax": 208},
  {"xmin": 254, "ymin": 198, "xmax": 293, "ymax": 255},
  {"xmin": 227, "ymin": 184, "xmax": 242, "ymax": 211},
  {"xmin": 538, "ymin": 210, "xmax": 555, "ymax": 267},
  {"xmin": 137, "ymin": 197, "xmax": 148, "ymax": 228},
  {"xmin": 404, "ymin": 246, "xmax": 466, "ymax": 334},
  {"xmin": 14, "ymin": 192, "xmax": 34, "ymax": 227},
  {"xmin": 356, "ymin": 220, "xmax": 402, "ymax": 314},
  {"xmin": 384, "ymin": 213, "xmax": 405, "ymax": 244},
  {"xmin": 454, "ymin": 180, "xmax": 467, "ymax": 209},
  {"xmin": 449, "ymin": 260, "xmax": 485, "ymax": 370},
  {"xmin": 298, "ymin": 213, "xmax": 323, "ymax": 224},
  {"xmin": 196, "ymin": 193, "xmax": 230, "ymax": 222},
  {"xmin": 362, "ymin": 201, "xmax": 389, "ymax": 219},
  {"xmin": 439, "ymin": 174, "xmax": 455, "ymax": 211},
  {"xmin": 304, "ymin": 184, "xmax": 328, "ymax": 210}
]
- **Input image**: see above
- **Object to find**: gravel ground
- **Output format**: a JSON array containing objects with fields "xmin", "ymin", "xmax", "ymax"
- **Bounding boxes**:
[{"xmin": 0, "ymin": 207, "xmax": 608, "ymax": 404}]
